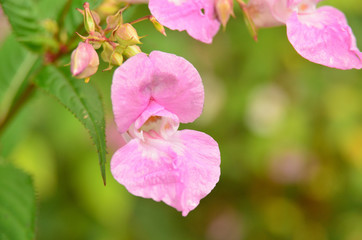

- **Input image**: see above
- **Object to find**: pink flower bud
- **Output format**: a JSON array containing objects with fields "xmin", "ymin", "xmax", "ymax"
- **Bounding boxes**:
[{"xmin": 70, "ymin": 42, "xmax": 99, "ymax": 79}]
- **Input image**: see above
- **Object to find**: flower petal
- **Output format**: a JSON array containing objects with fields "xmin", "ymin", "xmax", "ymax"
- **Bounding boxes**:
[
  {"xmin": 111, "ymin": 53, "xmax": 153, "ymax": 133},
  {"xmin": 110, "ymin": 129, "xmax": 220, "ymax": 216},
  {"xmin": 148, "ymin": 0, "xmax": 220, "ymax": 43},
  {"xmin": 111, "ymin": 51, "xmax": 204, "ymax": 133},
  {"xmin": 286, "ymin": 6, "xmax": 362, "ymax": 69},
  {"xmin": 149, "ymin": 51, "xmax": 204, "ymax": 123}
]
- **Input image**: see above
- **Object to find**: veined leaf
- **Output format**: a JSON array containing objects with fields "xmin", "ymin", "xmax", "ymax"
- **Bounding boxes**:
[
  {"xmin": 0, "ymin": 35, "xmax": 38, "ymax": 127},
  {"xmin": 0, "ymin": 0, "xmax": 44, "ymax": 51},
  {"xmin": 63, "ymin": 0, "xmax": 103, "ymax": 35},
  {"xmin": 34, "ymin": 66, "xmax": 107, "ymax": 184},
  {"xmin": 0, "ymin": 163, "xmax": 36, "ymax": 240}
]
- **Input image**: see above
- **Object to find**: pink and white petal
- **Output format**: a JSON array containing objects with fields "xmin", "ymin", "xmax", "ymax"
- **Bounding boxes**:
[
  {"xmin": 176, "ymin": 130, "xmax": 221, "ymax": 216},
  {"xmin": 134, "ymin": 101, "xmax": 179, "ymax": 130},
  {"xmin": 110, "ymin": 130, "xmax": 220, "ymax": 216},
  {"xmin": 148, "ymin": 0, "xmax": 220, "ymax": 43},
  {"xmin": 149, "ymin": 51, "xmax": 204, "ymax": 123},
  {"xmin": 111, "ymin": 53, "xmax": 154, "ymax": 133},
  {"xmin": 247, "ymin": 0, "xmax": 284, "ymax": 28},
  {"xmin": 286, "ymin": 7, "xmax": 362, "ymax": 69}
]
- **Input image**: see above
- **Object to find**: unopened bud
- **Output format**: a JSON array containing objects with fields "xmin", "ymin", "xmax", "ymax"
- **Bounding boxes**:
[
  {"xmin": 101, "ymin": 42, "xmax": 114, "ymax": 62},
  {"xmin": 106, "ymin": 11, "xmax": 123, "ymax": 31},
  {"xmin": 123, "ymin": 45, "xmax": 142, "ymax": 59},
  {"xmin": 83, "ymin": 2, "xmax": 96, "ymax": 33},
  {"xmin": 115, "ymin": 23, "xmax": 141, "ymax": 46},
  {"xmin": 71, "ymin": 42, "xmax": 99, "ymax": 79},
  {"xmin": 215, "ymin": 0, "xmax": 234, "ymax": 28},
  {"xmin": 110, "ymin": 51, "xmax": 123, "ymax": 66},
  {"xmin": 149, "ymin": 16, "xmax": 166, "ymax": 36}
]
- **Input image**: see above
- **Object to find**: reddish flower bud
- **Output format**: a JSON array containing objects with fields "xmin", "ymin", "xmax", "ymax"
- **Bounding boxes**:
[{"xmin": 71, "ymin": 42, "xmax": 99, "ymax": 79}]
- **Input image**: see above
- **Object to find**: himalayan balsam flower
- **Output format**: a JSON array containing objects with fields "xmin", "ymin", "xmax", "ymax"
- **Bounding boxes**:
[
  {"xmin": 111, "ymin": 51, "xmax": 221, "ymax": 216},
  {"xmin": 248, "ymin": 0, "xmax": 362, "ymax": 69},
  {"xmin": 148, "ymin": 0, "xmax": 221, "ymax": 43},
  {"xmin": 71, "ymin": 42, "xmax": 99, "ymax": 79}
]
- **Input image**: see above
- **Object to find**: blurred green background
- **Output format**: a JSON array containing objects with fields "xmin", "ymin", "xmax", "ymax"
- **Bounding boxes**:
[{"xmin": 1, "ymin": 0, "xmax": 362, "ymax": 239}]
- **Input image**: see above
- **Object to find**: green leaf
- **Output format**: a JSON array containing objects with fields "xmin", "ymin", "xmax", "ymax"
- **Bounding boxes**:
[
  {"xmin": 0, "ymin": 0, "xmax": 44, "ymax": 51},
  {"xmin": 63, "ymin": 0, "xmax": 103, "ymax": 35},
  {"xmin": 0, "ymin": 163, "xmax": 36, "ymax": 240},
  {"xmin": 34, "ymin": 66, "xmax": 107, "ymax": 184},
  {"xmin": 0, "ymin": 35, "xmax": 38, "ymax": 127}
]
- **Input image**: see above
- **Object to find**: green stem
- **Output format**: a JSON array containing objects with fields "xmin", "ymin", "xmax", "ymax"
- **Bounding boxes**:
[
  {"xmin": 58, "ymin": 0, "xmax": 74, "ymax": 35},
  {"xmin": 0, "ymin": 54, "xmax": 38, "ymax": 123},
  {"xmin": 129, "ymin": 15, "xmax": 151, "ymax": 25},
  {"xmin": 0, "ymin": 83, "xmax": 36, "ymax": 136}
]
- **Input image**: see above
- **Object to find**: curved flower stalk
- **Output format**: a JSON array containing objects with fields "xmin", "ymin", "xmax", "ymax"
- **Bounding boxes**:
[
  {"xmin": 247, "ymin": 0, "xmax": 362, "ymax": 69},
  {"xmin": 148, "ymin": 0, "xmax": 222, "ymax": 43},
  {"xmin": 110, "ymin": 51, "xmax": 221, "ymax": 216}
]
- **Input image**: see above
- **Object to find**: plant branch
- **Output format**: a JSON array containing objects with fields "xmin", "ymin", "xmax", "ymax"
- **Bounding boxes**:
[
  {"xmin": 58, "ymin": 0, "xmax": 74, "ymax": 34},
  {"xmin": 0, "ymin": 83, "xmax": 36, "ymax": 136}
]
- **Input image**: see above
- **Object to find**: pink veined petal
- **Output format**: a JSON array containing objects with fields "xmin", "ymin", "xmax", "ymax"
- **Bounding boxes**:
[
  {"xmin": 149, "ymin": 51, "xmax": 204, "ymax": 123},
  {"xmin": 111, "ymin": 51, "xmax": 204, "ymax": 133},
  {"xmin": 111, "ymin": 53, "xmax": 154, "ymax": 133},
  {"xmin": 148, "ymin": 0, "xmax": 220, "ymax": 43},
  {"xmin": 110, "ymin": 129, "xmax": 220, "ymax": 216},
  {"xmin": 286, "ymin": 6, "xmax": 362, "ymax": 69}
]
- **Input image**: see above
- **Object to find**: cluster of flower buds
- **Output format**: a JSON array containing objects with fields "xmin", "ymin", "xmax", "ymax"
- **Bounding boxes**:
[{"xmin": 70, "ymin": 2, "xmax": 166, "ymax": 82}]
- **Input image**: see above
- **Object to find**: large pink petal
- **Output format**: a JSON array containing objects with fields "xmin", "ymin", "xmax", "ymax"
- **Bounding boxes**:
[
  {"xmin": 111, "ymin": 53, "xmax": 153, "ymax": 133},
  {"xmin": 286, "ymin": 6, "xmax": 362, "ymax": 69},
  {"xmin": 148, "ymin": 0, "xmax": 220, "ymax": 43},
  {"xmin": 149, "ymin": 51, "xmax": 204, "ymax": 123},
  {"xmin": 111, "ymin": 51, "xmax": 204, "ymax": 133},
  {"xmin": 110, "ymin": 130, "xmax": 220, "ymax": 216}
]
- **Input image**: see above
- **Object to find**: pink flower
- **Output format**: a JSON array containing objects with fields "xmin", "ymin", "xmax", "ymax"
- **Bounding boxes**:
[
  {"xmin": 110, "ymin": 51, "xmax": 221, "ymax": 216},
  {"xmin": 70, "ymin": 42, "xmax": 99, "ymax": 79},
  {"xmin": 248, "ymin": 0, "xmax": 362, "ymax": 69},
  {"xmin": 148, "ymin": 0, "xmax": 221, "ymax": 43}
]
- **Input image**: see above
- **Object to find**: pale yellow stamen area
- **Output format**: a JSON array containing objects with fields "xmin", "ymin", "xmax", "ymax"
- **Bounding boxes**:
[{"xmin": 144, "ymin": 116, "xmax": 161, "ymax": 125}]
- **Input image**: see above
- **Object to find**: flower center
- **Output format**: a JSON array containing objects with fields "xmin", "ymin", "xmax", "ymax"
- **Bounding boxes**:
[
  {"xmin": 298, "ymin": 3, "xmax": 308, "ymax": 12},
  {"xmin": 130, "ymin": 114, "xmax": 179, "ymax": 141}
]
